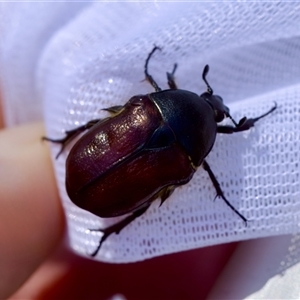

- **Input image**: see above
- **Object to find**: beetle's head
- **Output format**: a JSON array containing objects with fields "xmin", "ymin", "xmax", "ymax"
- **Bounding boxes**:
[
  {"xmin": 201, "ymin": 92, "xmax": 230, "ymax": 123},
  {"xmin": 200, "ymin": 65, "xmax": 232, "ymax": 124}
]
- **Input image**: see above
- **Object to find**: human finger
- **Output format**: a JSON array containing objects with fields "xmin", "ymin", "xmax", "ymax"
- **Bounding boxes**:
[{"xmin": 0, "ymin": 122, "xmax": 65, "ymax": 299}]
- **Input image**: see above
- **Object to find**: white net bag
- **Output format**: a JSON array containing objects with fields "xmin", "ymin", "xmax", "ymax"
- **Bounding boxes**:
[{"xmin": 1, "ymin": 2, "xmax": 300, "ymax": 263}]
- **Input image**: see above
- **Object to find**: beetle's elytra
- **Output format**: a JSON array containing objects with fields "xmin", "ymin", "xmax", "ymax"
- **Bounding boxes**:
[{"xmin": 44, "ymin": 46, "xmax": 277, "ymax": 257}]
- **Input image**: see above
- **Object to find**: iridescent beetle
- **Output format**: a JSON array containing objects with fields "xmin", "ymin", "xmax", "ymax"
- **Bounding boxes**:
[{"xmin": 44, "ymin": 46, "xmax": 276, "ymax": 256}]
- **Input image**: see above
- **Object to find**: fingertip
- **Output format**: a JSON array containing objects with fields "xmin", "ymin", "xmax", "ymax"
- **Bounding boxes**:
[{"xmin": 0, "ymin": 122, "xmax": 65, "ymax": 298}]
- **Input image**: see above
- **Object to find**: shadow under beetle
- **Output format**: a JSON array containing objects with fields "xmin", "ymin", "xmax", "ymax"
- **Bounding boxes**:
[{"xmin": 44, "ymin": 46, "xmax": 277, "ymax": 257}]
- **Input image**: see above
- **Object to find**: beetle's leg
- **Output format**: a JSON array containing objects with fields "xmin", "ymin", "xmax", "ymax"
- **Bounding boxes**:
[
  {"xmin": 144, "ymin": 46, "xmax": 162, "ymax": 92},
  {"xmin": 89, "ymin": 204, "xmax": 151, "ymax": 257},
  {"xmin": 202, "ymin": 159, "xmax": 248, "ymax": 224},
  {"xmin": 218, "ymin": 103, "xmax": 277, "ymax": 134},
  {"xmin": 167, "ymin": 63, "xmax": 178, "ymax": 89},
  {"xmin": 42, "ymin": 119, "xmax": 100, "ymax": 158},
  {"xmin": 159, "ymin": 185, "xmax": 176, "ymax": 207},
  {"xmin": 102, "ymin": 105, "xmax": 124, "ymax": 114}
]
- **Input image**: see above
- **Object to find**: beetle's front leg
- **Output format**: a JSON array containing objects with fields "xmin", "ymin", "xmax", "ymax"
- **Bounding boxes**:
[
  {"xmin": 89, "ymin": 204, "xmax": 151, "ymax": 257},
  {"xmin": 218, "ymin": 102, "xmax": 277, "ymax": 134},
  {"xmin": 42, "ymin": 119, "xmax": 100, "ymax": 158}
]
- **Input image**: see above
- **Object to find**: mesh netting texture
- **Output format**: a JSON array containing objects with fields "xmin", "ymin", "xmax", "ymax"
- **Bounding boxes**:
[{"xmin": 1, "ymin": 2, "xmax": 300, "ymax": 263}]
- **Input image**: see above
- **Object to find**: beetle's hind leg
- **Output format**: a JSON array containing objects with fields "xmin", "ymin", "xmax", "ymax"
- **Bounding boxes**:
[
  {"xmin": 42, "ymin": 119, "xmax": 100, "ymax": 158},
  {"xmin": 167, "ymin": 63, "xmax": 178, "ymax": 89},
  {"xmin": 89, "ymin": 204, "xmax": 151, "ymax": 257},
  {"xmin": 202, "ymin": 159, "xmax": 248, "ymax": 225}
]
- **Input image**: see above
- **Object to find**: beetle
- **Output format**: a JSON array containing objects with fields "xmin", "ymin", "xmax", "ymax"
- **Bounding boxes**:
[{"xmin": 44, "ymin": 46, "xmax": 277, "ymax": 257}]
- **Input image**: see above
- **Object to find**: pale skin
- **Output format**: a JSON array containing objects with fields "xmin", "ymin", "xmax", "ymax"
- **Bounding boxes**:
[{"xmin": 0, "ymin": 104, "xmax": 238, "ymax": 299}]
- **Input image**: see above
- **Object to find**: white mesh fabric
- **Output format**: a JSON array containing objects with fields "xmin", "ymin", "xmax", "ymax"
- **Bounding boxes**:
[
  {"xmin": 1, "ymin": 2, "xmax": 300, "ymax": 263},
  {"xmin": 0, "ymin": 2, "xmax": 89, "ymax": 125}
]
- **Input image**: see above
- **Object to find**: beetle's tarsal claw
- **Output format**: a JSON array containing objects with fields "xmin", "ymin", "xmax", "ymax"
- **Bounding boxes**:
[
  {"xmin": 88, "ymin": 227, "xmax": 111, "ymax": 257},
  {"xmin": 159, "ymin": 186, "xmax": 175, "ymax": 207},
  {"xmin": 159, "ymin": 198, "xmax": 166, "ymax": 207},
  {"xmin": 89, "ymin": 234, "xmax": 108, "ymax": 257},
  {"xmin": 88, "ymin": 205, "xmax": 150, "ymax": 257},
  {"xmin": 215, "ymin": 193, "xmax": 248, "ymax": 224},
  {"xmin": 42, "ymin": 136, "xmax": 69, "ymax": 159},
  {"xmin": 88, "ymin": 227, "xmax": 104, "ymax": 233},
  {"xmin": 55, "ymin": 148, "xmax": 64, "ymax": 159},
  {"xmin": 203, "ymin": 159, "xmax": 247, "ymax": 224}
]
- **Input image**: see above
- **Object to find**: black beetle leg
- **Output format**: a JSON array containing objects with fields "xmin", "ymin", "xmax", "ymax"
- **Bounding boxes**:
[
  {"xmin": 144, "ymin": 46, "xmax": 162, "ymax": 92},
  {"xmin": 42, "ymin": 119, "xmax": 100, "ymax": 158},
  {"xmin": 167, "ymin": 63, "xmax": 178, "ymax": 89},
  {"xmin": 202, "ymin": 159, "xmax": 248, "ymax": 225},
  {"xmin": 218, "ymin": 102, "xmax": 277, "ymax": 134},
  {"xmin": 89, "ymin": 204, "xmax": 151, "ymax": 257}
]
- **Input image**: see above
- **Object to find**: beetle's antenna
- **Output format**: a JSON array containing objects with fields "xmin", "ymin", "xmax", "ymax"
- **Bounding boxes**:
[
  {"xmin": 202, "ymin": 65, "xmax": 213, "ymax": 95},
  {"xmin": 144, "ymin": 45, "xmax": 162, "ymax": 92}
]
